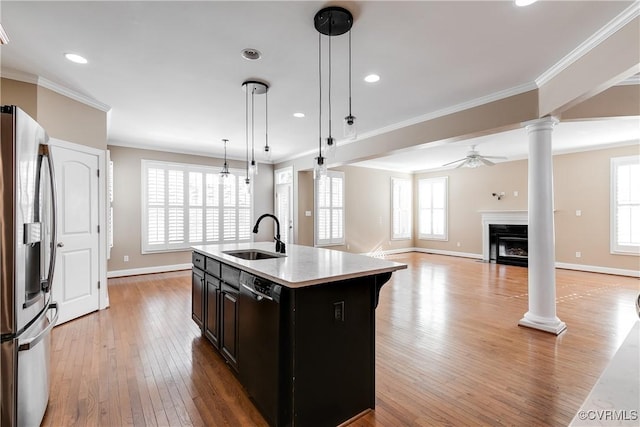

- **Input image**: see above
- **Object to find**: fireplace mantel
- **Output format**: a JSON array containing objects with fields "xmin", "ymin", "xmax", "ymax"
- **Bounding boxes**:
[{"xmin": 480, "ymin": 211, "xmax": 528, "ymax": 262}]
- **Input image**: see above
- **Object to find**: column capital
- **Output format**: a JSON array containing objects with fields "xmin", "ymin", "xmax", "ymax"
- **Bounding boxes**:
[{"xmin": 522, "ymin": 116, "xmax": 559, "ymax": 133}]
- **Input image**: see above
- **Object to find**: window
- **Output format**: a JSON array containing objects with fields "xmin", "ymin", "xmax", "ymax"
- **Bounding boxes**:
[
  {"xmin": 315, "ymin": 170, "xmax": 345, "ymax": 246},
  {"xmin": 107, "ymin": 155, "xmax": 113, "ymax": 260},
  {"xmin": 418, "ymin": 177, "xmax": 448, "ymax": 240},
  {"xmin": 391, "ymin": 177, "xmax": 412, "ymax": 239},
  {"xmin": 141, "ymin": 160, "xmax": 251, "ymax": 253},
  {"xmin": 611, "ymin": 155, "xmax": 640, "ymax": 255}
]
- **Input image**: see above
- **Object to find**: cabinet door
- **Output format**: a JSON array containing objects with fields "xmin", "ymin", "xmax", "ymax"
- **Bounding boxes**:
[
  {"xmin": 221, "ymin": 285, "xmax": 239, "ymax": 372},
  {"xmin": 192, "ymin": 268, "xmax": 205, "ymax": 331},
  {"xmin": 205, "ymin": 275, "xmax": 221, "ymax": 348}
]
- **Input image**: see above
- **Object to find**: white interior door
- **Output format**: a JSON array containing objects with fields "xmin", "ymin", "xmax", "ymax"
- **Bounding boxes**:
[
  {"xmin": 275, "ymin": 183, "xmax": 293, "ymax": 244},
  {"xmin": 51, "ymin": 145, "xmax": 100, "ymax": 324}
]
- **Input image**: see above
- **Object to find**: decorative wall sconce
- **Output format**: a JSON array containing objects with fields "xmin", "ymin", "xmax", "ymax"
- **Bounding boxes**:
[{"xmin": 492, "ymin": 192, "xmax": 505, "ymax": 200}]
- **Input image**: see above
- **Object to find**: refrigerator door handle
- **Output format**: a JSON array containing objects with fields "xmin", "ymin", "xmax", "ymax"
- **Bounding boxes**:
[
  {"xmin": 18, "ymin": 302, "xmax": 59, "ymax": 351},
  {"xmin": 39, "ymin": 144, "xmax": 57, "ymax": 293}
]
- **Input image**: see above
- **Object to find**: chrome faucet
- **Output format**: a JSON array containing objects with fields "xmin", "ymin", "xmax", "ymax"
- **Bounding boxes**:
[{"xmin": 253, "ymin": 214, "xmax": 286, "ymax": 254}]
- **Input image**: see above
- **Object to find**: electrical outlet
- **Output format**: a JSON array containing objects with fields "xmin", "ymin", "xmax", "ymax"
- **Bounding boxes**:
[
  {"xmin": 513, "ymin": 191, "xmax": 519, "ymax": 197},
  {"xmin": 456, "ymin": 242, "xmax": 461, "ymax": 247},
  {"xmin": 124, "ymin": 255, "xmax": 129, "ymax": 262},
  {"xmin": 576, "ymin": 210, "xmax": 582, "ymax": 217},
  {"xmin": 575, "ymin": 252, "xmax": 581, "ymax": 258},
  {"xmin": 334, "ymin": 301, "xmax": 344, "ymax": 322}
]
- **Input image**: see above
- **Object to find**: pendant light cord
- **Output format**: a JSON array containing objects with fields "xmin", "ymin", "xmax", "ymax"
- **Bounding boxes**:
[
  {"xmin": 318, "ymin": 32, "xmax": 322, "ymax": 158},
  {"xmin": 348, "ymin": 30, "xmax": 352, "ymax": 116},
  {"xmin": 265, "ymin": 90, "xmax": 269, "ymax": 151},
  {"xmin": 327, "ymin": 17, "xmax": 332, "ymax": 140},
  {"xmin": 251, "ymin": 87, "xmax": 255, "ymax": 162},
  {"xmin": 245, "ymin": 84, "xmax": 249, "ymax": 180}
]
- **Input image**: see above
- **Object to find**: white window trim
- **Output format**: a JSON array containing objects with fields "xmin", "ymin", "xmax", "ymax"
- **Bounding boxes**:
[
  {"xmin": 391, "ymin": 177, "xmax": 412, "ymax": 240},
  {"xmin": 141, "ymin": 159, "xmax": 252, "ymax": 254},
  {"xmin": 610, "ymin": 155, "xmax": 640, "ymax": 256},
  {"xmin": 314, "ymin": 170, "xmax": 345, "ymax": 247},
  {"xmin": 418, "ymin": 176, "xmax": 448, "ymax": 241}
]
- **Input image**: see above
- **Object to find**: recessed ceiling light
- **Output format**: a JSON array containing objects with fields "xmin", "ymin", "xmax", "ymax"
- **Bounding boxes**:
[
  {"xmin": 293, "ymin": 113, "xmax": 305, "ymax": 118},
  {"xmin": 64, "ymin": 53, "xmax": 88, "ymax": 64},
  {"xmin": 241, "ymin": 48, "xmax": 262, "ymax": 61},
  {"xmin": 364, "ymin": 74, "xmax": 380, "ymax": 83},
  {"xmin": 515, "ymin": 0, "xmax": 538, "ymax": 6}
]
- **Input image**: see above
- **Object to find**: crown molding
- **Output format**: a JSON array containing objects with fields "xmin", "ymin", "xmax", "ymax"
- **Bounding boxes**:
[
  {"xmin": 536, "ymin": 2, "xmax": 640, "ymax": 88},
  {"xmin": 0, "ymin": 69, "xmax": 38, "ymax": 84},
  {"xmin": 1, "ymin": 69, "xmax": 111, "ymax": 112},
  {"xmin": 617, "ymin": 73, "xmax": 640, "ymax": 86},
  {"xmin": 278, "ymin": 81, "xmax": 538, "ymax": 165}
]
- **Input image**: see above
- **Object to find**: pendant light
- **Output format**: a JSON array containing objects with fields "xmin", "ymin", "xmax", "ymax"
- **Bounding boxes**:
[
  {"xmin": 343, "ymin": 30, "xmax": 356, "ymax": 140},
  {"xmin": 219, "ymin": 138, "xmax": 230, "ymax": 181},
  {"xmin": 242, "ymin": 80, "xmax": 269, "ymax": 181},
  {"xmin": 264, "ymin": 90, "xmax": 272, "ymax": 161},
  {"xmin": 313, "ymin": 6, "xmax": 354, "ymax": 179}
]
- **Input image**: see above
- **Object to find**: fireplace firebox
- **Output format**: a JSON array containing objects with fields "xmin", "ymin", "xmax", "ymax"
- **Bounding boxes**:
[{"xmin": 489, "ymin": 224, "xmax": 528, "ymax": 267}]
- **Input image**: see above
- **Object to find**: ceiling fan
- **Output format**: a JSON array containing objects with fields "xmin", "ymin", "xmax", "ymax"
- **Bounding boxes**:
[{"xmin": 442, "ymin": 145, "xmax": 507, "ymax": 169}]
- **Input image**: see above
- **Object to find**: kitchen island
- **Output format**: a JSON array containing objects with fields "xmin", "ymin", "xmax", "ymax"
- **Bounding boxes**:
[{"xmin": 191, "ymin": 242, "xmax": 406, "ymax": 427}]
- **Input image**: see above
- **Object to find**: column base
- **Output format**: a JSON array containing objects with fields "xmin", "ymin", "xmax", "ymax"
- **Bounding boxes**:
[{"xmin": 518, "ymin": 313, "xmax": 567, "ymax": 335}]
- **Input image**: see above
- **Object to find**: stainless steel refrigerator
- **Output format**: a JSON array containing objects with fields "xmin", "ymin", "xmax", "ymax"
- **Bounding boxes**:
[{"xmin": 1, "ymin": 105, "xmax": 59, "ymax": 427}]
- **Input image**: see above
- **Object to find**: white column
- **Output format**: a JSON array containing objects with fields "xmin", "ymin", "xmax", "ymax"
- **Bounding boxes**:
[{"xmin": 519, "ymin": 117, "xmax": 567, "ymax": 335}]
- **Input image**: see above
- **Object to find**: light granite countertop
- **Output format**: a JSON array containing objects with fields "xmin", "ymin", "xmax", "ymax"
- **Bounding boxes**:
[
  {"xmin": 192, "ymin": 242, "xmax": 407, "ymax": 289},
  {"xmin": 569, "ymin": 321, "xmax": 640, "ymax": 426}
]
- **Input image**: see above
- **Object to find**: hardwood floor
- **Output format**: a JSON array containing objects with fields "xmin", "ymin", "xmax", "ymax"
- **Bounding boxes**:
[{"xmin": 41, "ymin": 253, "xmax": 639, "ymax": 426}]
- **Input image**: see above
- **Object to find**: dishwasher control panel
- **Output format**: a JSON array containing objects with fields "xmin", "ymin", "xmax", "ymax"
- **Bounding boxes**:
[{"xmin": 239, "ymin": 272, "xmax": 282, "ymax": 303}]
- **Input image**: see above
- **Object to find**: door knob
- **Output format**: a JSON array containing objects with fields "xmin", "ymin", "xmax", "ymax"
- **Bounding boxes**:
[{"xmin": 57, "ymin": 242, "xmax": 64, "ymax": 248}]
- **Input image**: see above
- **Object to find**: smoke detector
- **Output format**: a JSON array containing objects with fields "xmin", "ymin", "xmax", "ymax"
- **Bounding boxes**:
[{"xmin": 241, "ymin": 48, "xmax": 262, "ymax": 61}]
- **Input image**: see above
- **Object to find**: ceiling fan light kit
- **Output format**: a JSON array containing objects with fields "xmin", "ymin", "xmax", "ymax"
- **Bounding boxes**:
[{"xmin": 442, "ymin": 145, "xmax": 507, "ymax": 169}]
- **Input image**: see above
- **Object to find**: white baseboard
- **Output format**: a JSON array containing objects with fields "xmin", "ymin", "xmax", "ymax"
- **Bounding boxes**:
[
  {"xmin": 555, "ymin": 262, "xmax": 639, "ymax": 278},
  {"xmin": 373, "ymin": 248, "xmax": 638, "ymax": 278},
  {"xmin": 105, "ymin": 255, "xmax": 638, "ymax": 279},
  {"xmin": 412, "ymin": 247, "xmax": 483, "ymax": 260},
  {"xmin": 107, "ymin": 263, "xmax": 192, "ymax": 278}
]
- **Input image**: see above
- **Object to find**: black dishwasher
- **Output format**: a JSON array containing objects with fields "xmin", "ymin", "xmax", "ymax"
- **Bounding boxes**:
[{"xmin": 238, "ymin": 272, "xmax": 291, "ymax": 427}]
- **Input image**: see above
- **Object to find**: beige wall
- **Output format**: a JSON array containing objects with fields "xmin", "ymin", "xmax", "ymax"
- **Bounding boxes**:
[
  {"xmin": 416, "ymin": 144, "xmax": 640, "ymax": 272},
  {"xmin": 37, "ymin": 86, "xmax": 107, "ymax": 149},
  {"xmin": 0, "ymin": 78, "xmax": 38, "ymax": 118},
  {"xmin": 108, "ymin": 145, "xmax": 274, "ymax": 272},
  {"xmin": 0, "ymin": 78, "xmax": 107, "ymax": 149},
  {"xmin": 297, "ymin": 166, "xmax": 414, "ymax": 254},
  {"xmin": 297, "ymin": 171, "xmax": 314, "ymax": 246}
]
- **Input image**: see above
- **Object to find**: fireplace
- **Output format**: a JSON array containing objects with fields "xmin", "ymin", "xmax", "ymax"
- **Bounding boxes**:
[
  {"xmin": 481, "ymin": 210, "xmax": 527, "ymax": 264},
  {"xmin": 490, "ymin": 224, "xmax": 528, "ymax": 267}
]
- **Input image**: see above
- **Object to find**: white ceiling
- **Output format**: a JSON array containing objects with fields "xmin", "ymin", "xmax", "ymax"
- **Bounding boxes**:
[{"xmin": 1, "ymin": 1, "xmax": 638, "ymax": 170}]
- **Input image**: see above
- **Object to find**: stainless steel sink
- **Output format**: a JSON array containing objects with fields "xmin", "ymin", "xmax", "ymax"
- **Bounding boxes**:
[{"xmin": 222, "ymin": 249, "xmax": 285, "ymax": 260}]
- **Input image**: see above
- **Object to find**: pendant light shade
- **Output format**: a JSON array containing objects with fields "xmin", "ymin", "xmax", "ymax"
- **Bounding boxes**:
[
  {"xmin": 242, "ymin": 80, "xmax": 269, "ymax": 184},
  {"xmin": 313, "ymin": 6, "xmax": 355, "ymax": 179},
  {"xmin": 219, "ymin": 138, "xmax": 230, "ymax": 181}
]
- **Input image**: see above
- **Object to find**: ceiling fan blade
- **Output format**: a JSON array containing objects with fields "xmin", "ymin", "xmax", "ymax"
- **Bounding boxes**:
[
  {"xmin": 442, "ymin": 158, "xmax": 466, "ymax": 167},
  {"xmin": 455, "ymin": 159, "xmax": 468, "ymax": 169},
  {"xmin": 482, "ymin": 155, "xmax": 507, "ymax": 160},
  {"xmin": 479, "ymin": 157, "xmax": 495, "ymax": 166}
]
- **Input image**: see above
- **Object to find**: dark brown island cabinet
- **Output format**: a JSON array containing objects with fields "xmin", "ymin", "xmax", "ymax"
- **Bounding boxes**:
[{"xmin": 191, "ymin": 243, "xmax": 406, "ymax": 427}]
